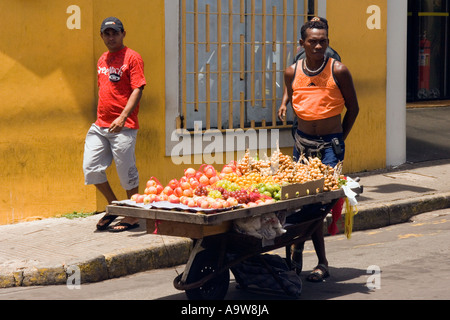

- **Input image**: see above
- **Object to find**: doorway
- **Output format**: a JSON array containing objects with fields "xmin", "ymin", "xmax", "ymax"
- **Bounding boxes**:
[
  {"xmin": 406, "ymin": 0, "xmax": 450, "ymax": 163},
  {"xmin": 407, "ymin": 0, "xmax": 450, "ymax": 101}
]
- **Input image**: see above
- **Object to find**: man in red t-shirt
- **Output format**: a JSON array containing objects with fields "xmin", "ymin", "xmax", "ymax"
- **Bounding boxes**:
[{"xmin": 83, "ymin": 17, "xmax": 146, "ymax": 232}]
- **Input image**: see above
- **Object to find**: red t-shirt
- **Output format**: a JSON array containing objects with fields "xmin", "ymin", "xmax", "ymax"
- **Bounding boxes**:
[{"xmin": 96, "ymin": 46, "xmax": 146, "ymax": 129}]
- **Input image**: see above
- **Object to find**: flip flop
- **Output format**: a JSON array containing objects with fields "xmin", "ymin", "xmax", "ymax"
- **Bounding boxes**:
[
  {"xmin": 109, "ymin": 222, "xmax": 140, "ymax": 233},
  {"xmin": 96, "ymin": 214, "xmax": 118, "ymax": 231},
  {"xmin": 306, "ymin": 264, "xmax": 330, "ymax": 282}
]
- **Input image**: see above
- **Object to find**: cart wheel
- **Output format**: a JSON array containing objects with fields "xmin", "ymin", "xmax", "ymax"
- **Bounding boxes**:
[{"xmin": 185, "ymin": 249, "xmax": 230, "ymax": 300}]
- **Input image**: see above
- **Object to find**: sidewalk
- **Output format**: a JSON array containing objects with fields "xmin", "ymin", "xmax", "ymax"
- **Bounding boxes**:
[{"xmin": 1, "ymin": 159, "xmax": 449, "ymax": 288}]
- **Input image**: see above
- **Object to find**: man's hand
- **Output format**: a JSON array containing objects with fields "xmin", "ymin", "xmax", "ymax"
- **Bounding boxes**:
[
  {"xmin": 108, "ymin": 116, "xmax": 126, "ymax": 133},
  {"xmin": 278, "ymin": 104, "xmax": 287, "ymax": 121}
]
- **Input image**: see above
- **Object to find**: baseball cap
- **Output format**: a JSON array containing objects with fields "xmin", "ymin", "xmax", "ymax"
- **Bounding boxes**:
[{"xmin": 100, "ymin": 17, "xmax": 124, "ymax": 33}]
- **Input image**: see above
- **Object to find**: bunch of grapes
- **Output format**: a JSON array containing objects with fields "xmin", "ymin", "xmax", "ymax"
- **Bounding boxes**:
[
  {"xmin": 208, "ymin": 189, "xmax": 222, "ymax": 199},
  {"xmin": 215, "ymin": 187, "xmax": 229, "ymax": 199},
  {"xmin": 215, "ymin": 179, "xmax": 240, "ymax": 191},
  {"xmin": 194, "ymin": 186, "xmax": 209, "ymax": 196},
  {"xmin": 228, "ymin": 189, "xmax": 250, "ymax": 204}
]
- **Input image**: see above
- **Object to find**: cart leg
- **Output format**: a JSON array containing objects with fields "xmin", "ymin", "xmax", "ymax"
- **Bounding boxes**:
[
  {"xmin": 184, "ymin": 244, "xmax": 230, "ymax": 300},
  {"xmin": 174, "ymin": 236, "xmax": 230, "ymax": 300},
  {"xmin": 285, "ymin": 245, "xmax": 292, "ymax": 269},
  {"xmin": 180, "ymin": 239, "xmax": 204, "ymax": 284},
  {"xmin": 291, "ymin": 242, "xmax": 305, "ymax": 275}
]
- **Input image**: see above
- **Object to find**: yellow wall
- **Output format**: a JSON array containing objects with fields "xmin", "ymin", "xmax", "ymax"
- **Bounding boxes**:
[
  {"xmin": 327, "ymin": 0, "xmax": 387, "ymax": 172},
  {"xmin": 0, "ymin": 0, "xmax": 170, "ymax": 224},
  {"xmin": 0, "ymin": 0, "xmax": 388, "ymax": 225},
  {"xmin": 0, "ymin": 0, "xmax": 96, "ymax": 224}
]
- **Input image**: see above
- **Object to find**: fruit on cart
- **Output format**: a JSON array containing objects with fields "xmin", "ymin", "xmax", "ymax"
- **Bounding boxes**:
[
  {"xmin": 144, "ymin": 194, "xmax": 159, "ymax": 204},
  {"xmin": 255, "ymin": 182, "xmax": 281, "ymax": 200},
  {"xmin": 204, "ymin": 165, "xmax": 216, "ymax": 178},
  {"xmin": 168, "ymin": 194, "xmax": 180, "ymax": 204},
  {"xmin": 134, "ymin": 194, "xmax": 145, "ymax": 203},
  {"xmin": 144, "ymin": 177, "xmax": 164, "ymax": 195},
  {"xmin": 173, "ymin": 186, "xmax": 183, "ymax": 197},
  {"xmin": 162, "ymin": 186, "xmax": 174, "ymax": 196},
  {"xmin": 180, "ymin": 180, "xmax": 191, "ymax": 190},
  {"xmin": 184, "ymin": 167, "xmax": 197, "ymax": 178},
  {"xmin": 199, "ymin": 174, "xmax": 210, "ymax": 186},
  {"xmin": 235, "ymin": 149, "xmax": 344, "ymax": 191},
  {"xmin": 130, "ymin": 149, "xmax": 345, "ymax": 211},
  {"xmin": 215, "ymin": 179, "xmax": 240, "ymax": 191},
  {"xmin": 207, "ymin": 189, "xmax": 222, "ymax": 199},
  {"xmin": 193, "ymin": 184, "xmax": 271, "ymax": 205},
  {"xmin": 168, "ymin": 178, "xmax": 179, "ymax": 189}
]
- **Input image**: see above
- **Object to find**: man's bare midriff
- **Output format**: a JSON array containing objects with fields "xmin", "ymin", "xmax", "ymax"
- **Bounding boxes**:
[{"xmin": 296, "ymin": 114, "xmax": 342, "ymax": 136}]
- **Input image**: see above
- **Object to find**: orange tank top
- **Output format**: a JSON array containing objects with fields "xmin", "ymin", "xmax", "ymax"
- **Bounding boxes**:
[{"xmin": 292, "ymin": 58, "xmax": 345, "ymax": 121}]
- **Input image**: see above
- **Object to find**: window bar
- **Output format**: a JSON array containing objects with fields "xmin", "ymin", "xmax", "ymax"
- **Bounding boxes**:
[
  {"xmin": 272, "ymin": 6, "xmax": 277, "ymax": 52},
  {"xmin": 240, "ymin": 34, "xmax": 245, "ymax": 80},
  {"xmin": 251, "ymin": 0, "xmax": 256, "ymax": 107},
  {"xmin": 181, "ymin": 0, "xmax": 187, "ymax": 129},
  {"xmin": 272, "ymin": 62, "xmax": 277, "ymax": 127},
  {"xmin": 294, "ymin": 0, "xmax": 299, "ymax": 58},
  {"xmin": 206, "ymin": 63, "xmax": 211, "ymax": 129},
  {"xmin": 240, "ymin": 91, "xmax": 245, "ymax": 129},
  {"xmin": 283, "ymin": 0, "xmax": 288, "ymax": 70},
  {"xmin": 217, "ymin": 0, "xmax": 222, "ymax": 130},
  {"xmin": 304, "ymin": 0, "xmax": 308, "ymax": 22},
  {"xmin": 228, "ymin": 0, "xmax": 233, "ymax": 129},
  {"xmin": 194, "ymin": 0, "xmax": 199, "ymax": 112},
  {"xmin": 240, "ymin": 0, "xmax": 245, "ymax": 24},
  {"xmin": 206, "ymin": 4, "xmax": 210, "ymax": 52},
  {"xmin": 261, "ymin": 0, "xmax": 267, "ymax": 108},
  {"xmin": 314, "ymin": 0, "xmax": 318, "ymax": 18}
]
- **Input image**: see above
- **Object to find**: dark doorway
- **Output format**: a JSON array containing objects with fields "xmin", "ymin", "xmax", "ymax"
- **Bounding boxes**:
[{"xmin": 407, "ymin": 0, "xmax": 450, "ymax": 102}]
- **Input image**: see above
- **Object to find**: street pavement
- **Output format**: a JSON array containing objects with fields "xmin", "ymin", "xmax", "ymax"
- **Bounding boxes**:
[{"xmin": 1, "ymin": 157, "xmax": 449, "ymax": 289}]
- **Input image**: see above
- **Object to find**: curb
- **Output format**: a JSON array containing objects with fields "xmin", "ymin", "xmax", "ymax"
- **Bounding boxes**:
[
  {"xmin": 325, "ymin": 192, "xmax": 450, "ymax": 235},
  {"xmin": 1, "ymin": 192, "xmax": 449, "ymax": 288},
  {"xmin": 353, "ymin": 192, "xmax": 450, "ymax": 232},
  {"xmin": 0, "ymin": 238, "xmax": 192, "ymax": 288}
]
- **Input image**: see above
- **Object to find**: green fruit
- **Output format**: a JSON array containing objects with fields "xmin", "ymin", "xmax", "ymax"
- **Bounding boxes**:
[
  {"xmin": 265, "ymin": 184, "xmax": 275, "ymax": 194},
  {"xmin": 263, "ymin": 191, "xmax": 272, "ymax": 198}
]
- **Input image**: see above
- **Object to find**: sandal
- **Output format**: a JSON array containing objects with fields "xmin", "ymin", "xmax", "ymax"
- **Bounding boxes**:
[
  {"xmin": 109, "ymin": 222, "xmax": 140, "ymax": 233},
  {"xmin": 306, "ymin": 264, "xmax": 330, "ymax": 282},
  {"xmin": 96, "ymin": 214, "xmax": 118, "ymax": 231}
]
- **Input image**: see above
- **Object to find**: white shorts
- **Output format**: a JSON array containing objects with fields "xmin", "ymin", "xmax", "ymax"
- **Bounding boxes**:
[{"xmin": 83, "ymin": 124, "xmax": 139, "ymax": 190}]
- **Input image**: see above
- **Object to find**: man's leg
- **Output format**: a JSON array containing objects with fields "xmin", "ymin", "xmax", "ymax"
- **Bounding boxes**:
[
  {"xmin": 95, "ymin": 181, "xmax": 119, "ymax": 229},
  {"xmin": 109, "ymin": 186, "xmax": 140, "ymax": 231},
  {"xmin": 95, "ymin": 181, "xmax": 118, "ymax": 205},
  {"xmin": 306, "ymin": 221, "xmax": 330, "ymax": 282},
  {"xmin": 311, "ymin": 221, "xmax": 328, "ymax": 267},
  {"xmin": 109, "ymin": 128, "xmax": 140, "ymax": 231}
]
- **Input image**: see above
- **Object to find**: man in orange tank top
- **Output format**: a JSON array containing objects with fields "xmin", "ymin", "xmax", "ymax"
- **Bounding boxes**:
[{"xmin": 284, "ymin": 19, "xmax": 359, "ymax": 282}]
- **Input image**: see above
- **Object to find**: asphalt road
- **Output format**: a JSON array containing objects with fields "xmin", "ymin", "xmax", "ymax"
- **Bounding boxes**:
[{"xmin": 1, "ymin": 208, "xmax": 449, "ymax": 301}]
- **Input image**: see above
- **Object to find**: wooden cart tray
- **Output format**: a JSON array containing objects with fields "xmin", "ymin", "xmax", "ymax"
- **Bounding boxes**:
[{"xmin": 107, "ymin": 186, "xmax": 362, "ymax": 226}]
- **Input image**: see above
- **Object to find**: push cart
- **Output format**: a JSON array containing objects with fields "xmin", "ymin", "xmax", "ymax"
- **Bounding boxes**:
[{"xmin": 106, "ymin": 184, "xmax": 362, "ymax": 300}]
